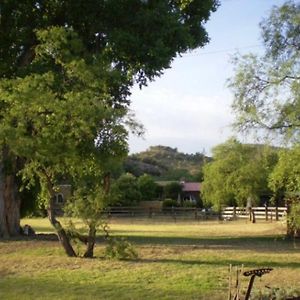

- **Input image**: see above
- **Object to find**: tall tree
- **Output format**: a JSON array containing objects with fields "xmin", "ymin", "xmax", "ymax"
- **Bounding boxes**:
[
  {"xmin": 202, "ymin": 139, "xmax": 278, "ymax": 210},
  {"xmin": 269, "ymin": 146, "xmax": 300, "ymax": 198},
  {"xmin": 269, "ymin": 146, "xmax": 300, "ymax": 236},
  {"xmin": 228, "ymin": 1, "xmax": 300, "ymax": 143},
  {"xmin": 111, "ymin": 173, "xmax": 141, "ymax": 206},
  {"xmin": 0, "ymin": 0, "xmax": 219, "ymax": 238},
  {"xmin": 228, "ymin": 1, "xmax": 300, "ymax": 234},
  {"xmin": 137, "ymin": 174, "xmax": 159, "ymax": 201}
]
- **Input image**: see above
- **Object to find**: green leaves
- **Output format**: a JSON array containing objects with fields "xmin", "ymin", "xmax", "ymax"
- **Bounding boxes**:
[
  {"xmin": 202, "ymin": 139, "xmax": 278, "ymax": 209},
  {"xmin": 269, "ymin": 146, "xmax": 300, "ymax": 196},
  {"xmin": 229, "ymin": 1, "xmax": 300, "ymax": 143},
  {"xmin": 0, "ymin": 0, "xmax": 219, "ymax": 245}
]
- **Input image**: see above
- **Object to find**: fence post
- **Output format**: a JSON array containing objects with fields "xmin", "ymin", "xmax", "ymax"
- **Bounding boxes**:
[
  {"xmin": 265, "ymin": 205, "xmax": 268, "ymax": 221},
  {"xmin": 148, "ymin": 207, "xmax": 153, "ymax": 218},
  {"xmin": 252, "ymin": 209, "xmax": 256, "ymax": 223},
  {"xmin": 171, "ymin": 206, "xmax": 176, "ymax": 222},
  {"xmin": 233, "ymin": 206, "xmax": 236, "ymax": 220},
  {"xmin": 194, "ymin": 208, "xmax": 198, "ymax": 220},
  {"xmin": 275, "ymin": 206, "xmax": 279, "ymax": 221},
  {"xmin": 249, "ymin": 207, "xmax": 256, "ymax": 223}
]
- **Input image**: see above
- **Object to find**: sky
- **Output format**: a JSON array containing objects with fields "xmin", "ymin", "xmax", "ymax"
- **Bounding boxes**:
[{"xmin": 128, "ymin": 0, "xmax": 288, "ymax": 155}]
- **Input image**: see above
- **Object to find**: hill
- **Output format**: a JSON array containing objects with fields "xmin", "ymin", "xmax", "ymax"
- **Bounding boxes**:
[{"xmin": 124, "ymin": 145, "xmax": 211, "ymax": 180}]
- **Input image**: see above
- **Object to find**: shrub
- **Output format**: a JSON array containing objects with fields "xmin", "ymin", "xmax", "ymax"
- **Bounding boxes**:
[
  {"xmin": 182, "ymin": 201, "xmax": 197, "ymax": 208},
  {"xmin": 105, "ymin": 237, "xmax": 138, "ymax": 260},
  {"xmin": 163, "ymin": 182, "xmax": 182, "ymax": 200},
  {"xmin": 162, "ymin": 199, "xmax": 179, "ymax": 208}
]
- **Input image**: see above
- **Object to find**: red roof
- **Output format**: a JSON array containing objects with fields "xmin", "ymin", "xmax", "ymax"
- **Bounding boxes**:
[{"xmin": 182, "ymin": 182, "xmax": 200, "ymax": 192}]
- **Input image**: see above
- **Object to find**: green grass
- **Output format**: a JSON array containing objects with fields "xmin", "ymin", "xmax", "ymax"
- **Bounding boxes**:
[{"xmin": 0, "ymin": 219, "xmax": 299, "ymax": 299}]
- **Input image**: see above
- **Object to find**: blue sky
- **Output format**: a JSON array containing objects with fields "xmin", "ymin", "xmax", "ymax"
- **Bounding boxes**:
[{"xmin": 128, "ymin": 0, "xmax": 287, "ymax": 155}]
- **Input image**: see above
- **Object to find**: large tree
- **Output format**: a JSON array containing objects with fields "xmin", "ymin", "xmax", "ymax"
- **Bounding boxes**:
[
  {"xmin": 269, "ymin": 146, "xmax": 300, "ymax": 199},
  {"xmin": 0, "ymin": 0, "xmax": 219, "ymax": 239},
  {"xmin": 269, "ymin": 146, "xmax": 300, "ymax": 236},
  {"xmin": 228, "ymin": 0, "xmax": 300, "ymax": 143},
  {"xmin": 202, "ymin": 139, "xmax": 278, "ymax": 210},
  {"xmin": 228, "ymin": 1, "xmax": 300, "ymax": 233}
]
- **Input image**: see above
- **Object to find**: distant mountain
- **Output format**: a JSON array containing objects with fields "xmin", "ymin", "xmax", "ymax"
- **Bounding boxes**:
[{"xmin": 124, "ymin": 145, "xmax": 211, "ymax": 180}]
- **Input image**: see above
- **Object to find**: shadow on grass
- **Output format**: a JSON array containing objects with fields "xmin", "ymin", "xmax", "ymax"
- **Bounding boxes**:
[
  {"xmin": 132, "ymin": 256, "xmax": 300, "ymax": 269},
  {"xmin": 1, "ymin": 233, "xmax": 299, "ymax": 252},
  {"xmin": 114, "ymin": 234, "xmax": 299, "ymax": 252}
]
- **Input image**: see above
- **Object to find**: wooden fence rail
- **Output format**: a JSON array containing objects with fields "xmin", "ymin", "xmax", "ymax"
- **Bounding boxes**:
[
  {"xmin": 101, "ymin": 206, "xmax": 287, "ymax": 221},
  {"xmin": 103, "ymin": 206, "xmax": 218, "ymax": 220},
  {"xmin": 221, "ymin": 206, "xmax": 287, "ymax": 221}
]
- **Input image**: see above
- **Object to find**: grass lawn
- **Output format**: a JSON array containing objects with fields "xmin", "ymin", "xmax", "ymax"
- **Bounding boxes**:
[{"xmin": 0, "ymin": 218, "xmax": 300, "ymax": 299}]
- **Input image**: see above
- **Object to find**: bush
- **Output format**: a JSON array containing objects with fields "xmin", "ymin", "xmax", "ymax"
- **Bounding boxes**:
[
  {"xmin": 105, "ymin": 237, "xmax": 138, "ymax": 260},
  {"xmin": 162, "ymin": 199, "xmax": 179, "ymax": 208},
  {"xmin": 182, "ymin": 201, "xmax": 197, "ymax": 208},
  {"xmin": 287, "ymin": 201, "xmax": 300, "ymax": 237},
  {"xmin": 163, "ymin": 182, "xmax": 182, "ymax": 200}
]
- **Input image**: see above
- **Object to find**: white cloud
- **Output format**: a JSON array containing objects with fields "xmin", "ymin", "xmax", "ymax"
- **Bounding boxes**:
[{"xmin": 129, "ymin": 86, "xmax": 234, "ymax": 155}]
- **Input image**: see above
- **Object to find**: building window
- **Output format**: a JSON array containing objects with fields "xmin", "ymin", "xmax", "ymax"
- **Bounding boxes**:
[{"xmin": 54, "ymin": 193, "xmax": 64, "ymax": 205}]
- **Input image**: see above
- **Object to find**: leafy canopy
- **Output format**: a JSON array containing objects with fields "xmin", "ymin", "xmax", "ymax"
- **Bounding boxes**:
[
  {"xmin": 0, "ymin": 0, "xmax": 219, "ymax": 196},
  {"xmin": 269, "ymin": 146, "xmax": 300, "ymax": 196},
  {"xmin": 0, "ymin": 0, "xmax": 219, "ymax": 251},
  {"xmin": 228, "ymin": 1, "xmax": 300, "ymax": 143},
  {"xmin": 202, "ymin": 139, "xmax": 278, "ymax": 209}
]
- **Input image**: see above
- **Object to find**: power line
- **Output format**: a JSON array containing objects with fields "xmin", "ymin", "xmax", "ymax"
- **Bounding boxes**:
[{"xmin": 180, "ymin": 44, "xmax": 262, "ymax": 58}]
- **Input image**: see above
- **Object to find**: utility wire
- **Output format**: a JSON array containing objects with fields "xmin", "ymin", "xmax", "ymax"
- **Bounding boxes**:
[{"xmin": 180, "ymin": 44, "xmax": 262, "ymax": 58}]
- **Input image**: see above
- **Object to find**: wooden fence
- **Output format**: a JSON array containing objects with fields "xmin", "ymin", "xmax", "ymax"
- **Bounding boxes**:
[
  {"xmin": 221, "ymin": 206, "xmax": 287, "ymax": 221},
  {"xmin": 103, "ymin": 206, "xmax": 218, "ymax": 221},
  {"xmin": 102, "ymin": 206, "xmax": 287, "ymax": 221}
]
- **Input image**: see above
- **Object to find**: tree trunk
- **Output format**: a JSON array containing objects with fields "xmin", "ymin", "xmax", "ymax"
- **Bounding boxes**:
[
  {"xmin": 47, "ymin": 206, "xmax": 77, "ymax": 257},
  {"xmin": 0, "ymin": 163, "xmax": 8, "ymax": 237},
  {"xmin": 0, "ymin": 151, "xmax": 21, "ymax": 238},
  {"xmin": 4, "ymin": 173, "xmax": 21, "ymax": 235},
  {"xmin": 44, "ymin": 172, "xmax": 77, "ymax": 257},
  {"xmin": 83, "ymin": 225, "xmax": 96, "ymax": 258}
]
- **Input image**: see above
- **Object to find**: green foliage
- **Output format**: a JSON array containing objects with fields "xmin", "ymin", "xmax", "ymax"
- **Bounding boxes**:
[
  {"xmin": 269, "ymin": 146, "xmax": 300, "ymax": 196},
  {"xmin": 0, "ymin": 0, "xmax": 218, "ymax": 82},
  {"xmin": 202, "ymin": 139, "xmax": 278, "ymax": 209},
  {"xmin": 137, "ymin": 174, "xmax": 159, "ymax": 201},
  {"xmin": 228, "ymin": 1, "xmax": 300, "ymax": 143},
  {"xmin": 182, "ymin": 201, "xmax": 197, "ymax": 208},
  {"xmin": 105, "ymin": 237, "xmax": 138, "ymax": 260},
  {"xmin": 19, "ymin": 181, "xmax": 41, "ymax": 217},
  {"xmin": 125, "ymin": 146, "xmax": 210, "ymax": 180},
  {"xmin": 111, "ymin": 173, "xmax": 141, "ymax": 206},
  {"xmin": 164, "ymin": 182, "xmax": 182, "ymax": 200},
  {"xmin": 162, "ymin": 199, "xmax": 180, "ymax": 208},
  {"xmin": 287, "ymin": 201, "xmax": 300, "ymax": 235},
  {"xmin": 0, "ymin": 25, "xmax": 131, "ymax": 218},
  {"xmin": 65, "ymin": 181, "xmax": 108, "ymax": 225},
  {"xmin": 0, "ymin": 0, "xmax": 219, "ymax": 239}
]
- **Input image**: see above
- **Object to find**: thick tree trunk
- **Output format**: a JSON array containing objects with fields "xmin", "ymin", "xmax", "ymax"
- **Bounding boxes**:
[
  {"xmin": 0, "ymin": 153, "xmax": 21, "ymax": 238},
  {"xmin": 0, "ymin": 164, "xmax": 8, "ymax": 237},
  {"xmin": 44, "ymin": 173, "xmax": 77, "ymax": 257},
  {"xmin": 4, "ymin": 173, "xmax": 21, "ymax": 235}
]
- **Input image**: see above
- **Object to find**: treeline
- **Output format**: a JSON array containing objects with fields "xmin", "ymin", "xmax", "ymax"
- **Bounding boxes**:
[
  {"xmin": 110, "ymin": 174, "xmax": 196, "ymax": 208},
  {"xmin": 201, "ymin": 139, "xmax": 298, "ymax": 210}
]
